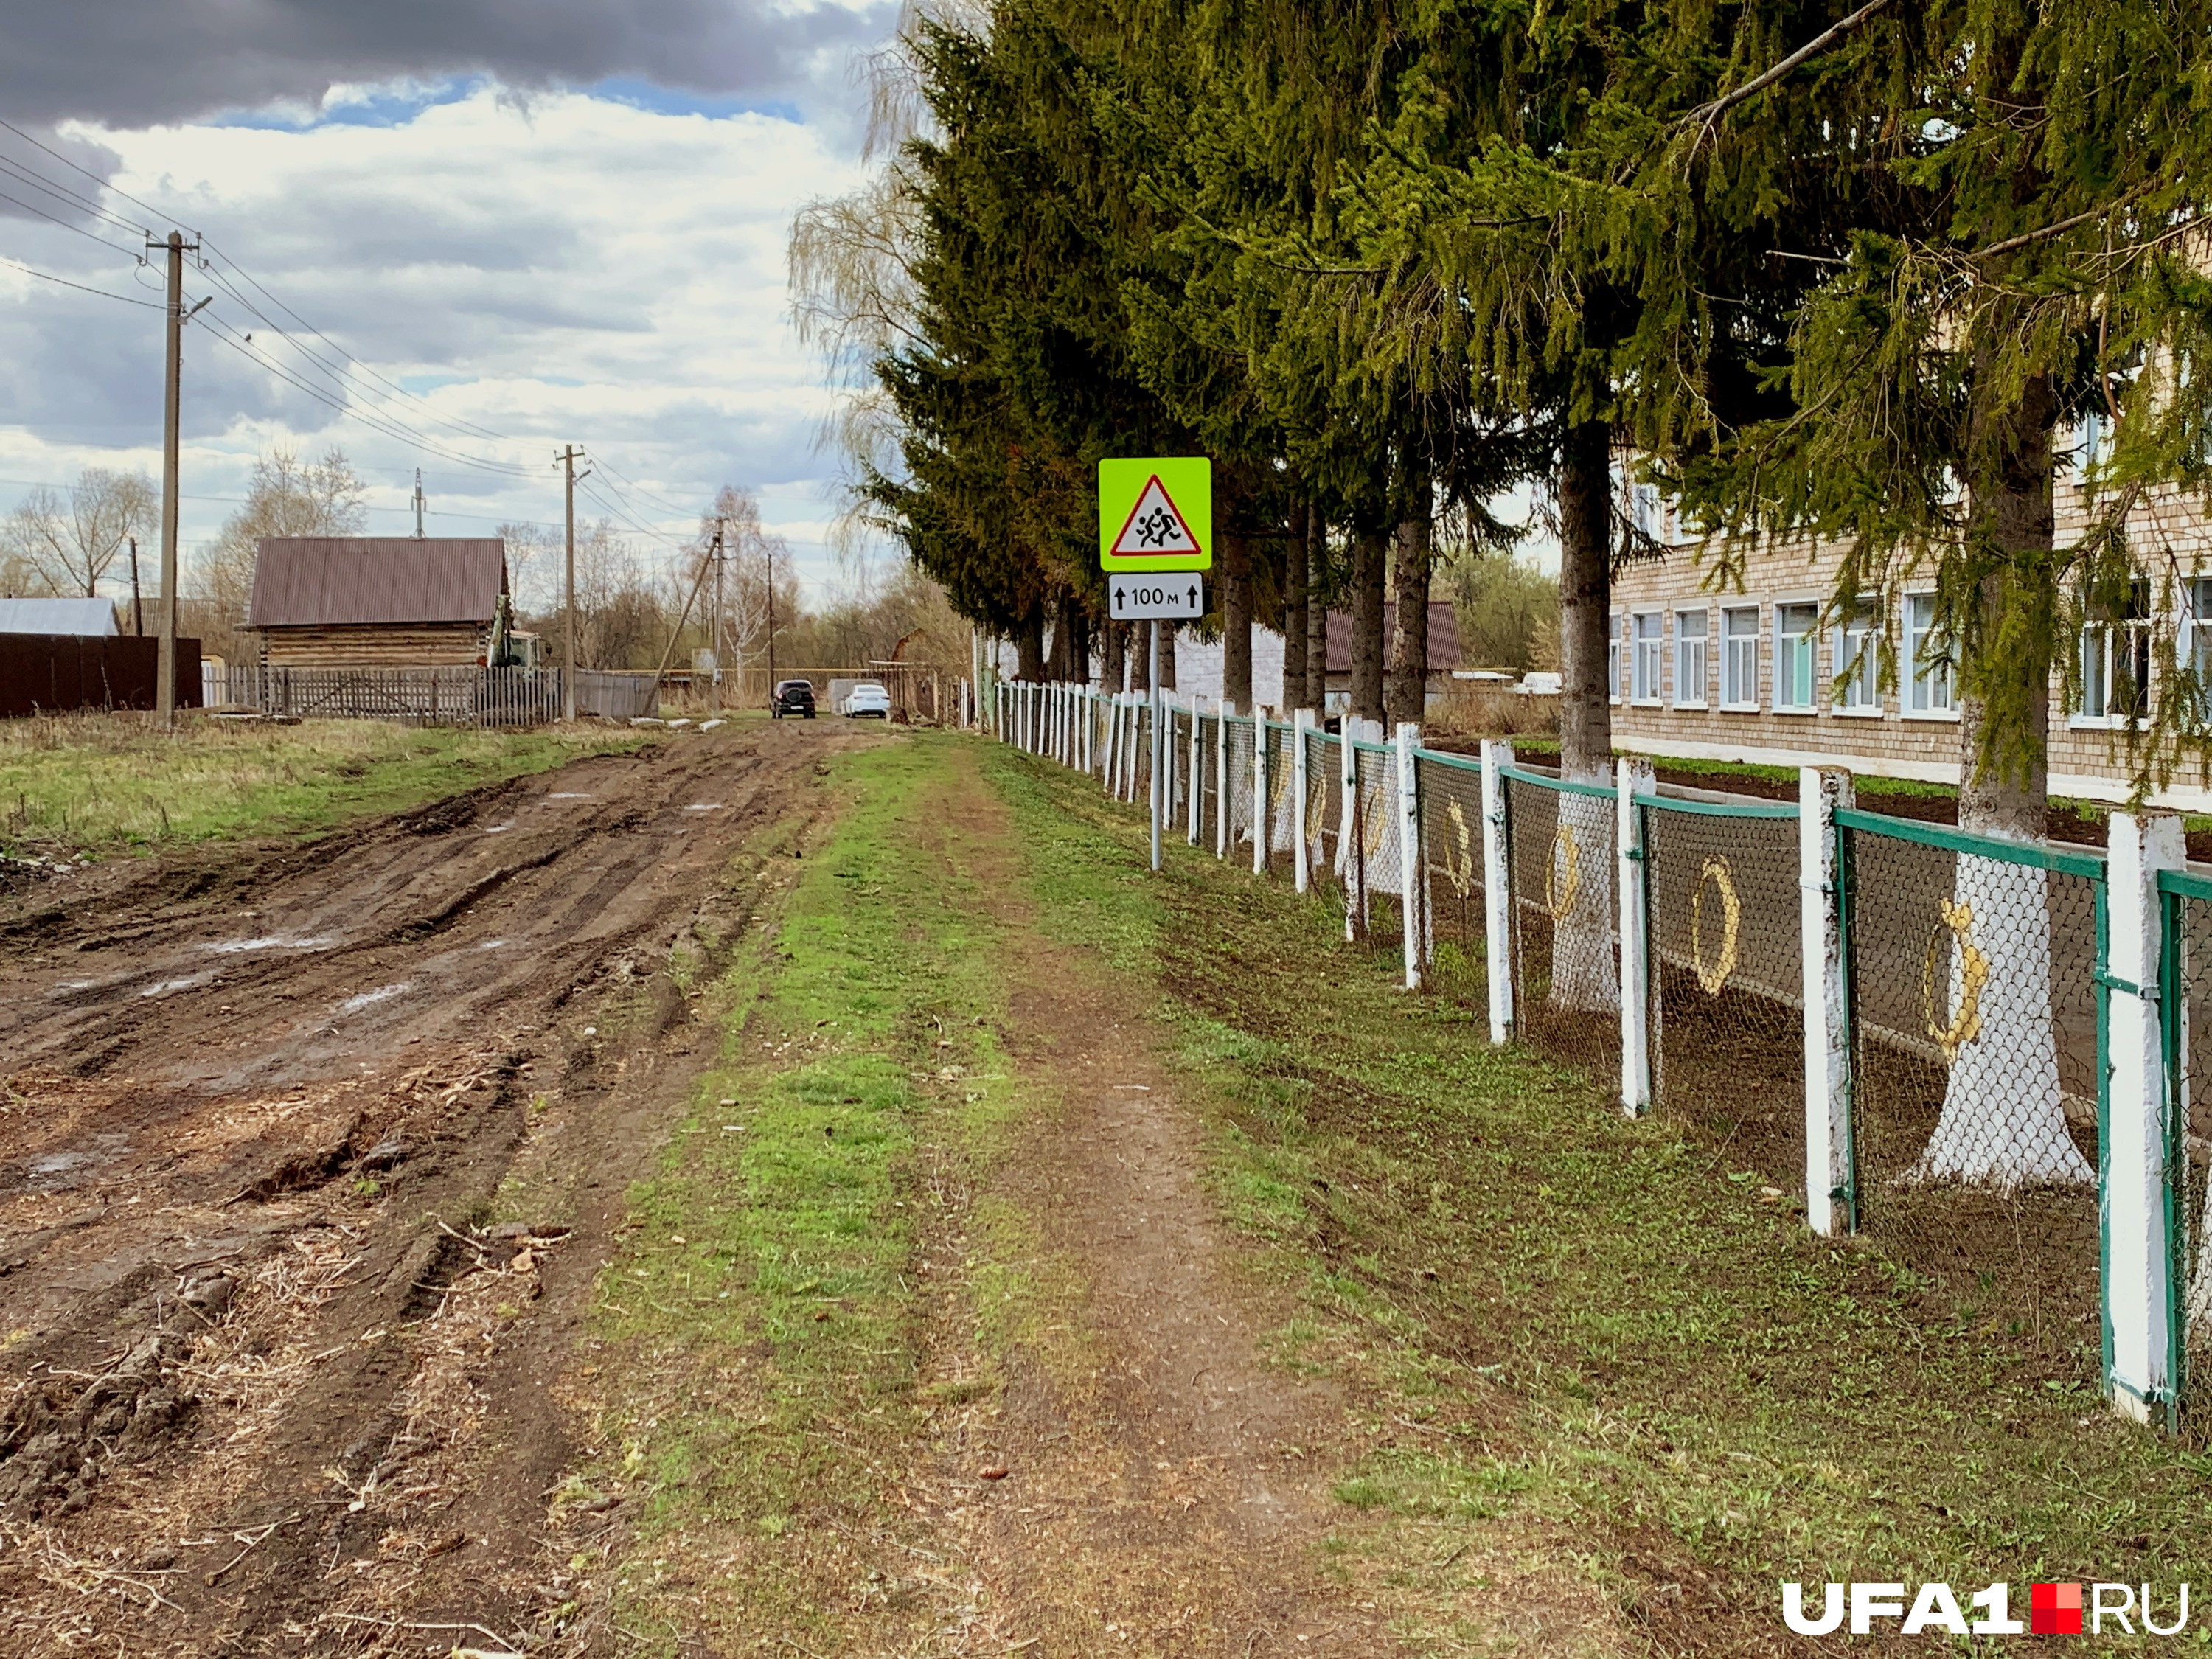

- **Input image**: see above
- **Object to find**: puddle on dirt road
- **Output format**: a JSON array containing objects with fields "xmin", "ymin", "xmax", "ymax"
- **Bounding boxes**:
[
  {"xmin": 336, "ymin": 983, "xmax": 412, "ymax": 1014},
  {"xmin": 139, "ymin": 975, "xmax": 208, "ymax": 998},
  {"xmin": 546, "ymin": 792, "xmax": 593, "ymax": 800},
  {"xmin": 197, "ymin": 936, "xmax": 336, "ymax": 955},
  {"xmin": 13, "ymin": 1133, "xmax": 128, "ymax": 1192},
  {"xmin": 682, "ymin": 802, "xmax": 725, "ymax": 813},
  {"xmin": 483, "ymin": 823, "xmax": 515, "ymax": 834}
]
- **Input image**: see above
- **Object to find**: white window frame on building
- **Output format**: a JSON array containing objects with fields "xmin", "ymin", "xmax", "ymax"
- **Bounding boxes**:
[
  {"xmin": 2187, "ymin": 578, "xmax": 2212, "ymax": 719},
  {"xmin": 1608, "ymin": 611, "xmax": 1623, "ymax": 704},
  {"xmin": 1775, "ymin": 601, "xmax": 1820, "ymax": 713},
  {"xmin": 1631, "ymin": 611, "xmax": 1664, "ymax": 704},
  {"xmin": 1720, "ymin": 604, "xmax": 1760, "ymax": 711},
  {"xmin": 2075, "ymin": 578, "xmax": 2152, "ymax": 728},
  {"xmin": 1673, "ymin": 607, "xmax": 1708, "ymax": 709},
  {"xmin": 1902, "ymin": 591, "xmax": 1955, "ymax": 720},
  {"xmin": 1831, "ymin": 599, "xmax": 1882, "ymax": 717}
]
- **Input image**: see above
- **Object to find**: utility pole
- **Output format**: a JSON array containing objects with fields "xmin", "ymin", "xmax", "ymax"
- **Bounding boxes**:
[
  {"xmin": 128, "ymin": 535, "xmax": 142, "ymax": 636},
  {"xmin": 412, "ymin": 470, "xmax": 426, "ymax": 538},
  {"xmin": 153, "ymin": 229, "xmax": 201, "ymax": 729},
  {"xmin": 557, "ymin": 445, "xmax": 588, "ymax": 720},
  {"xmin": 764, "ymin": 535, "xmax": 777, "ymax": 704},
  {"xmin": 713, "ymin": 517, "xmax": 726, "ymax": 708}
]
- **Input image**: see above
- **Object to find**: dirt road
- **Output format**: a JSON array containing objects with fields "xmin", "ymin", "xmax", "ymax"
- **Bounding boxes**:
[{"xmin": 0, "ymin": 720, "xmax": 869, "ymax": 1655}]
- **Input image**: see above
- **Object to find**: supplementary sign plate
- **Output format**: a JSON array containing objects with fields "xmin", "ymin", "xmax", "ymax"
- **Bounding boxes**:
[
  {"xmin": 1099, "ymin": 456, "xmax": 1211, "ymax": 572},
  {"xmin": 1108, "ymin": 573, "xmax": 1204, "ymax": 620}
]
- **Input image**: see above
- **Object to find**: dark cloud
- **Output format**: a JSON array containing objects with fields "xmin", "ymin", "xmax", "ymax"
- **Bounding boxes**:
[{"xmin": 0, "ymin": 1, "xmax": 885, "ymax": 128}]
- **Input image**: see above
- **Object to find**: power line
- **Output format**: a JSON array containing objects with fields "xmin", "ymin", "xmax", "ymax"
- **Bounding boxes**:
[
  {"xmin": 0, "ymin": 252, "xmax": 162, "ymax": 307},
  {"xmin": 191, "ymin": 305, "xmax": 538, "ymax": 480},
  {"xmin": 0, "ymin": 156, "xmax": 152, "ymax": 238},
  {"xmin": 0, "ymin": 117, "xmax": 195, "ymax": 237},
  {"xmin": 0, "ymin": 189, "xmax": 146, "ymax": 257}
]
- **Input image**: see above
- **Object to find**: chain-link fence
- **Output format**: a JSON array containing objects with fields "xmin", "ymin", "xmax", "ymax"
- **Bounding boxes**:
[
  {"xmin": 987, "ymin": 707, "xmax": 2205, "ymax": 1432},
  {"xmin": 1307, "ymin": 729, "xmax": 1342, "ymax": 893},
  {"xmin": 2164, "ymin": 880, "xmax": 2212, "ymax": 1441},
  {"xmin": 1642, "ymin": 798, "xmax": 1805, "ymax": 1185},
  {"xmin": 1503, "ymin": 770, "xmax": 1621, "ymax": 1093},
  {"xmin": 1843, "ymin": 819, "xmax": 2105, "ymax": 1382},
  {"xmin": 1346, "ymin": 740, "xmax": 1403, "ymax": 955},
  {"xmin": 1419, "ymin": 754, "xmax": 1487, "ymax": 1009}
]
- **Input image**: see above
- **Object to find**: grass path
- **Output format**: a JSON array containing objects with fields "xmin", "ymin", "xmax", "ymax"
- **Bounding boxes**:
[{"xmin": 552, "ymin": 731, "xmax": 2212, "ymax": 1657}]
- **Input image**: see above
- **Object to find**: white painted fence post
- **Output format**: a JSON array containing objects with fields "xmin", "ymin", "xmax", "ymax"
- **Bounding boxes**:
[
  {"xmin": 1292, "ymin": 709, "xmax": 1312, "ymax": 893},
  {"xmin": 1340, "ymin": 720, "xmax": 1360, "ymax": 940},
  {"xmin": 1800, "ymin": 767, "xmax": 1855, "ymax": 1237},
  {"xmin": 2107, "ymin": 809, "xmax": 2184, "ymax": 1424},
  {"xmin": 1616, "ymin": 756, "xmax": 1657, "ymax": 1117},
  {"xmin": 1481, "ymin": 740, "xmax": 1515, "ymax": 1046},
  {"xmin": 1253, "ymin": 715, "xmax": 1270, "ymax": 875},
  {"xmin": 1216, "ymin": 700, "xmax": 1234, "ymax": 859},
  {"xmin": 1397, "ymin": 723, "xmax": 1423, "ymax": 991},
  {"xmin": 1188, "ymin": 698, "xmax": 1205, "ymax": 844}
]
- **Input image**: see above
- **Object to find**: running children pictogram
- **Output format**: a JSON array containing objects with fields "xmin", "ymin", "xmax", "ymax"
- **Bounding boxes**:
[{"xmin": 1098, "ymin": 456, "xmax": 1211, "ymax": 572}]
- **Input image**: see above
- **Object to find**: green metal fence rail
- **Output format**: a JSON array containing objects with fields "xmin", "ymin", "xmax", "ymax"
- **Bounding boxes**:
[{"xmin": 984, "ymin": 697, "xmax": 2194, "ymax": 1433}]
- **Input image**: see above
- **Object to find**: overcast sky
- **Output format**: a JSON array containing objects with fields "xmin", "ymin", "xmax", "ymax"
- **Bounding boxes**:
[{"xmin": 0, "ymin": 0, "xmax": 892, "ymax": 605}]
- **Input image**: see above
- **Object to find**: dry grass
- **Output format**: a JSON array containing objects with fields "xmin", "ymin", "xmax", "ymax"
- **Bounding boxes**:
[
  {"xmin": 0, "ymin": 712, "xmax": 643, "ymax": 860},
  {"xmin": 1425, "ymin": 683, "xmax": 1559, "ymax": 740}
]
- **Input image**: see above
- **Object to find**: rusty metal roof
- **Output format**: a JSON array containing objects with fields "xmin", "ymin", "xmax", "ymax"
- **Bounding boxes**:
[
  {"xmin": 1324, "ymin": 602, "xmax": 1461, "ymax": 673},
  {"xmin": 248, "ymin": 538, "xmax": 507, "ymax": 629}
]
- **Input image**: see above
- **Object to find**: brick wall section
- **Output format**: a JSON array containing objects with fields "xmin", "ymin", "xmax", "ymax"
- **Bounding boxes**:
[{"xmin": 1607, "ymin": 481, "xmax": 2212, "ymax": 811}]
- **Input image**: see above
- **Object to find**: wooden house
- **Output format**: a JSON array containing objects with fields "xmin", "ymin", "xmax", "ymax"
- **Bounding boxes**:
[{"xmin": 249, "ymin": 538, "xmax": 508, "ymax": 667}]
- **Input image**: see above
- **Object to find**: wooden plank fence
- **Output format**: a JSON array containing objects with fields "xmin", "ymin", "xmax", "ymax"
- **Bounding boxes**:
[{"xmin": 201, "ymin": 665, "xmax": 657, "ymax": 727}]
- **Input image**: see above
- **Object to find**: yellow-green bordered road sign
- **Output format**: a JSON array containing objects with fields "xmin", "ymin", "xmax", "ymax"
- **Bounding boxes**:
[{"xmin": 1099, "ymin": 456, "xmax": 1211, "ymax": 573}]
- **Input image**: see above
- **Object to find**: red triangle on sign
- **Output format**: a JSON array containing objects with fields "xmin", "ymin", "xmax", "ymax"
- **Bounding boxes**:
[{"xmin": 1108, "ymin": 474, "xmax": 1202, "ymax": 559}]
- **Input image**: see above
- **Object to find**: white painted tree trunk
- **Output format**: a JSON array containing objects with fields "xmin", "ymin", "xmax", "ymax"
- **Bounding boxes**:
[
  {"xmin": 1550, "ymin": 788, "xmax": 1620, "ymax": 1014},
  {"xmin": 1912, "ymin": 853, "xmax": 2092, "ymax": 1189}
]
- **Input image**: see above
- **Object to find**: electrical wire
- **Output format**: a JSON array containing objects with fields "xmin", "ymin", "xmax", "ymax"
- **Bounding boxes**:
[
  {"xmin": 0, "ymin": 189, "xmax": 146, "ymax": 257},
  {"xmin": 0, "ymin": 116, "xmax": 195, "ymax": 237},
  {"xmin": 0, "ymin": 156, "xmax": 152, "ymax": 239},
  {"xmin": 192, "ymin": 305, "xmax": 538, "ymax": 480},
  {"xmin": 0, "ymin": 253, "xmax": 162, "ymax": 307}
]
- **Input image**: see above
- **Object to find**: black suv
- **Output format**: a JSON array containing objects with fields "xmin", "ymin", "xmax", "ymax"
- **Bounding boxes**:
[{"xmin": 771, "ymin": 679, "xmax": 817, "ymax": 719}]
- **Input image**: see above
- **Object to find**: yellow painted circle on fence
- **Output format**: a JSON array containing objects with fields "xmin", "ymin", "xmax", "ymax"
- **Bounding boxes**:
[
  {"xmin": 1545, "ymin": 825, "xmax": 1580, "ymax": 922},
  {"xmin": 1690, "ymin": 855, "xmax": 1742, "ymax": 995},
  {"xmin": 1444, "ymin": 800, "xmax": 1477, "ymax": 898},
  {"xmin": 1921, "ymin": 897, "xmax": 1989, "ymax": 1061}
]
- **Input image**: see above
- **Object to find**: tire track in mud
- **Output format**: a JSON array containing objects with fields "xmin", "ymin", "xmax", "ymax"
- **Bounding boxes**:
[{"xmin": 0, "ymin": 720, "xmax": 874, "ymax": 1656}]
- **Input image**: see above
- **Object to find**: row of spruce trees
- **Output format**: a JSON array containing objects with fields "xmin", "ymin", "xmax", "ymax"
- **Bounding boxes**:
[{"xmin": 794, "ymin": 0, "xmax": 2212, "ymax": 833}]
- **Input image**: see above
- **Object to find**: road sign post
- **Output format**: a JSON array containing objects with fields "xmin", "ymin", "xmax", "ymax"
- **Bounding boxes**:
[{"xmin": 1102, "ymin": 457, "xmax": 1211, "ymax": 875}]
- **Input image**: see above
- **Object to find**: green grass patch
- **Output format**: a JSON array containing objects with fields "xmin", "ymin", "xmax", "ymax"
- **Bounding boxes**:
[
  {"xmin": 978, "ymin": 742, "xmax": 2212, "ymax": 1653},
  {"xmin": 572, "ymin": 736, "xmax": 1043, "ymax": 1653},
  {"xmin": 0, "ymin": 712, "xmax": 644, "ymax": 858}
]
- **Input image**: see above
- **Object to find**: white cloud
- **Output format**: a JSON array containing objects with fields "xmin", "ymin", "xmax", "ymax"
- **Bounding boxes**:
[{"xmin": 0, "ymin": 83, "xmax": 869, "ymax": 599}]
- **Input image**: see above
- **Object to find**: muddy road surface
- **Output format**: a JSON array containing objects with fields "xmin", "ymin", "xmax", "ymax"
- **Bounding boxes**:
[{"xmin": 0, "ymin": 720, "xmax": 870, "ymax": 1655}]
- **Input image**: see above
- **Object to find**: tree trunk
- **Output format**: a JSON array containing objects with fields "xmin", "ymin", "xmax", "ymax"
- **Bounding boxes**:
[
  {"xmin": 1284, "ymin": 501, "xmax": 1309, "ymax": 710},
  {"xmin": 1557, "ymin": 420, "xmax": 1613, "ymax": 785},
  {"xmin": 1222, "ymin": 526, "xmax": 1253, "ymax": 709},
  {"xmin": 1129, "ymin": 620, "xmax": 1150, "ymax": 693},
  {"xmin": 1386, "ymin": 479, "xmax": 1433, "ymax": 728},
  {"xmin": 1016, "ymin": 602, "xmax": 1046, "ymax": 682},
  {"xmin": 1349, "ymin": 525, "xmax": 1385, "ymax": 723},
  {"xmin": 1159, "ymin": 625, "xmax": 1177, "ymax": 691},
  {"xmin": 1103, "ymin": 619, "xmax": 1125, "ymax": 692},
  {"xmin": 1551, "ymin": 420, "xmax": 1620, "ymax": 1013},
  {"xmin": 1924, "ymin": 374, "xmax": 2085, "ymax": 1189},
  {"xmin": 1305, "ymin": 509, "xmax": 1329, "ymax": 711},
  {"xmin": 1046, "ymin": 591, "xmax": 1074, "ymax": 681}
]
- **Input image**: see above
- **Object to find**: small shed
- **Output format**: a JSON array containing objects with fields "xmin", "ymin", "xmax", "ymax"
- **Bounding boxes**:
[
  {"xmin": 249, "ymin": 538, "xmax": 508, "ymax": 667},
  {"xmin": 0, "ymin": 597, "xmax": 119, "ymax": 636},
  {"xmin": 1324, "ymin": 602, "xmax": 1463, "ymax": 692}
]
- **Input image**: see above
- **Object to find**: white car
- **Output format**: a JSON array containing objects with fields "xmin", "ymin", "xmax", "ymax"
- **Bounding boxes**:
[{"xmin": 841, "ymin": 682, "xmax": 891, "ymax": 719}]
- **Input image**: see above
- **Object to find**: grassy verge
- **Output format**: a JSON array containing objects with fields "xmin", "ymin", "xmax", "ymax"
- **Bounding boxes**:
[
  {"xmin": 557, "ymin": 738, "xmax": 1033, "ymax": 1654},
  {"xmin": 0, "ymin": 713, "xmax": 645, "ymax": 859},
  {"xmin": 980, "ymin": 742, "xmax": 2212, "ymax": 1654}
]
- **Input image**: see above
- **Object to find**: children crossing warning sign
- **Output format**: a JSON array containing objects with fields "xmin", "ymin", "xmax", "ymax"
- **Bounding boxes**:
[{"xmin": 1099, "ymin": 456, "xmax": 1211, "ymax": 572}]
